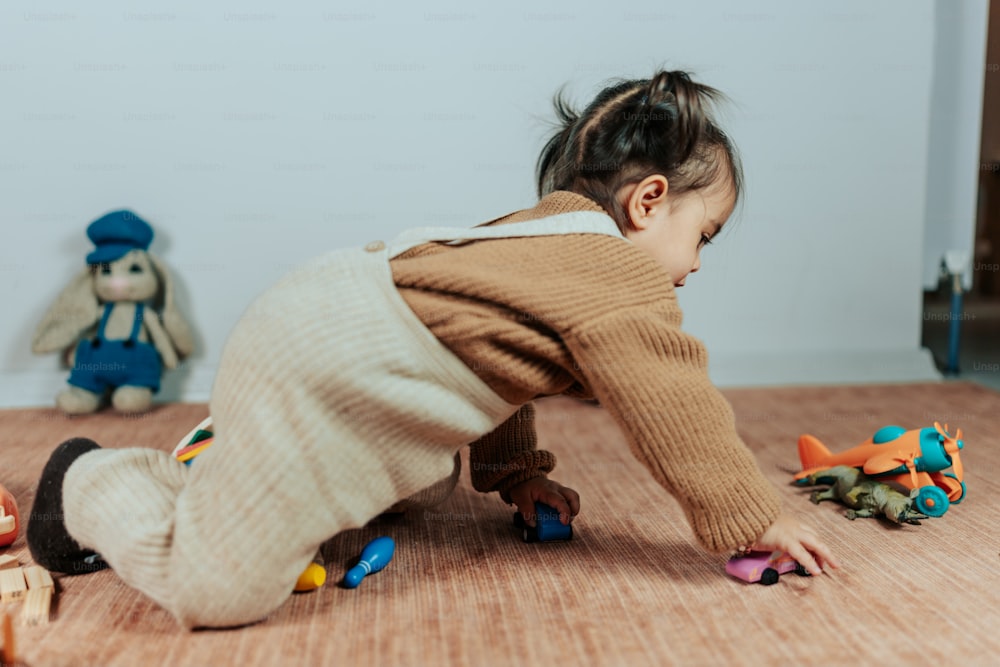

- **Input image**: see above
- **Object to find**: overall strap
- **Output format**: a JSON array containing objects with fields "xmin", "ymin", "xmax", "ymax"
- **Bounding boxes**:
[
  {"xmin": 128, "ymin": 304, "xmax": 145, "ymax": 344},
  {"xmin": 96, "ymin": 303, "xmax": 115, "ymax": 339},
  {"xmin": 388, "ymin": 210, "xmax": 626, "ymax": 258}
]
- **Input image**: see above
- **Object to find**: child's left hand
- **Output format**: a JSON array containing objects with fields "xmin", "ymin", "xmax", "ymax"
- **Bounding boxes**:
[
  {"xmin": 507, "ymin": 477, "xmax": 580, "ymax": 527},
  {"xmin": 752, "ymin": 512, "xmax": 841, "ymax": 576}
]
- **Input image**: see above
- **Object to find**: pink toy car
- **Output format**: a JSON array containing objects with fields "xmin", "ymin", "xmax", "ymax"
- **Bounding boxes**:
[{"xmin": 726, "ymin": 550, "xmax": 811, "ymax": 585}]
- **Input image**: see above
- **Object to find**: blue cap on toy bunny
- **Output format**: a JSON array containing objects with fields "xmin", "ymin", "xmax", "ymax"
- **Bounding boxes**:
[{"xmin": 85, "ymin": 210, "xmax": 154, "ymax": 264}]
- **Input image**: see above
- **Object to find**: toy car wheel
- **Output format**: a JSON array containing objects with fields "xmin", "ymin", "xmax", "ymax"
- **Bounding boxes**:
[
  {"xmin": 514, "ymin": 513, "xmax": 538, "ymax": 543},
  {"xmin": 794, "ymin": 563, "xmax": 811, "ymax": 577},
  {"xmin": 914, "ymin": 486, "xmax": 950, "ymax": 517},
  {"xmin": 759, "ymin": 568, "xmax": 779, "ymax": 586}
]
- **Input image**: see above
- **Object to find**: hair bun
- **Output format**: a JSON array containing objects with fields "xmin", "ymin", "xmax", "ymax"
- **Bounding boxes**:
[{"xmin": 628, "ymin": 71, "xmax": 716, "ymax": 166}]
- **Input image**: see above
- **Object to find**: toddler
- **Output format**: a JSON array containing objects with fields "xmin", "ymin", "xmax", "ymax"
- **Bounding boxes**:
[{"xmin": 28, "ymin": 70, "xmax": 838, "ymax": 629}]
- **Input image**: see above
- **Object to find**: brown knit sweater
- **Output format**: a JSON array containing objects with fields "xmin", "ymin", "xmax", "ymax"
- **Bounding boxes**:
[{"xmin": 389, "ymin": 191, "xmax": 781, "ymax": 552}]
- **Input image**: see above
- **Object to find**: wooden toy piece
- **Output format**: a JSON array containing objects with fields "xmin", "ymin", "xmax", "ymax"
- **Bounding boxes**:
[
  {"xmin": 171, "ymin": 416, "xmax": 214, "ymax": 462},
  {"xmin": 23, "ymin": 566, "xmax": 54, "ymax": 591},
  {"xmin": 0, "ymin": 484, "xmax": 18, "ymax": 548},
  {"xmin": 17, "ymin": 566, "xmax": 55, "ymax": 626},
  {"xmin": 0, "ymin": 555, "xmax": 18, "ymax": 571},
  {"xmin": 175, "ymin": 438, "xmax": 214, "ymax": 464},
  {"xmin": 1, "ymin": 609, "xmax": 15, "ymax": 667},
  {"xmin": 21, "ymin": 587, "xmax": 52, "ymax": 627},
  {"xmin": 294, "ymin": 551, "xmax": 327, "ymax": 592},
  {"xmin": 513, "ymin": 502, "xmax": 573, "ymax": 543},
  {"xmin": 342, "ymin": 536, "xmax": 395, "ymax": 589},
  {"xmin": 0, "ymin": 568, "xmax": 26, "ymax": 604}
]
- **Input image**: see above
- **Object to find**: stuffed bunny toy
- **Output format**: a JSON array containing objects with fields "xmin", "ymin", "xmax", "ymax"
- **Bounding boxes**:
[{"xmin": 32, "ymin": 210, "xmax": 194, "ymax": 414}]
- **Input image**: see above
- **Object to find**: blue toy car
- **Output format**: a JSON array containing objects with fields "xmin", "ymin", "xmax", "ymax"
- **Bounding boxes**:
[{"xmin": 513, "ymin": 502, "xmax": 573, "ymax": 542}]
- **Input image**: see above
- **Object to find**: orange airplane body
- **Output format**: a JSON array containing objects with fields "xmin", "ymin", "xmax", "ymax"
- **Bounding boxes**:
[{"xmin": 793, "ymin": 422, "xmax": 965, "ymax": 517}]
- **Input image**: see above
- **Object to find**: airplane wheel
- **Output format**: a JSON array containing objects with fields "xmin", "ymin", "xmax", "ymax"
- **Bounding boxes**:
[
  {"xmin": 944, "ymin": 473, "xmax": 966, "ymax": 504},
  {"xmin": 915, "ymin": 486, "xmax": 950, "ymax": 517}
]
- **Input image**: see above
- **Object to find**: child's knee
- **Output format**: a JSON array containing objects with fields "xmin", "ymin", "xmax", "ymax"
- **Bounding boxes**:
[{"xmin": 169, "ymin": 562, "xmax": 298, "ymax": 629}]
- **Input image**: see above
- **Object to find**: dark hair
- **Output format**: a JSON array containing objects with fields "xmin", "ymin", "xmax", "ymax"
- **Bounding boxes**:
[{"xmin": 535, "ymin": 70, "xmax": 743, "ymax": 232}]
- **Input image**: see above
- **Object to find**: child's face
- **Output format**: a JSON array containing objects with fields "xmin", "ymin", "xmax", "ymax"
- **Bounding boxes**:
[{"xmin": 622, "ymin": 175, "xmax": 734, "ymax": 287}]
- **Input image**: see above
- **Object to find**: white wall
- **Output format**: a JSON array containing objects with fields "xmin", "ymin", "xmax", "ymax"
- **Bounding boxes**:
[
  {"xmin": 1, "ymin": 0, "xmax": 976, "ymax": 408},
  {"xmin": 921, "ymin": 0, "xmax": 990, "ymax": 289}
]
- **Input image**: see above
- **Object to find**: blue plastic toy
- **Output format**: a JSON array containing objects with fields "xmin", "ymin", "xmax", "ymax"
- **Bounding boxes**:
[
  {"xmin": 343, "ymin": 536, "xmax": 395, "ymax": 588},
  {"xmin": 513, "ymin": 502, "xmax": 573, "ymax": 542}
]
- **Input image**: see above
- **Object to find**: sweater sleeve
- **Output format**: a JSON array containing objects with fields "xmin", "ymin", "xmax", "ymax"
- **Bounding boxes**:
[
  {"xmin": 564, "ymin": 309, "xmax": 782, "ymax": 553},
  {"xmin": 468, "ymin": 403, "xmax": 557, "ymax": 503}
]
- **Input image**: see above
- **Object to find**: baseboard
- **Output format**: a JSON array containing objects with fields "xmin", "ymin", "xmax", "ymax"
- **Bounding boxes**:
[
  {"xmin": 0, "ymin": 348, "xmax": 942, "ymax": 409},
  {"xmin": 0, "ymin": 365, "xmax": 216, "ymax": 409},
  {"xmin": 708, "ymin": 347, "xmax": 942, "ymax": 388}
]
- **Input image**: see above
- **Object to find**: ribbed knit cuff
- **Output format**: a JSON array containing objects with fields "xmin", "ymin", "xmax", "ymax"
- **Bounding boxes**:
[
  {"xmin": 687, "ymin": 483, "xmax": 783, "ymax": 553},
  {"xmin": 483, "ymin": 450, "xmax": 557, "ymax": 504},
  {"xmin": 469, "ymin": 403, "xmax": 555, "ymax": 502}
]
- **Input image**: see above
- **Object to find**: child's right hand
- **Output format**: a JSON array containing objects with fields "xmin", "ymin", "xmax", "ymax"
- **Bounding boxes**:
[
  {"xmin": 751, "ymin": 513, "xmax": 841, "ymax": 576},
  {"xmin": 507, "ymin": 476, "xmax": 580, "ymax": 527}
]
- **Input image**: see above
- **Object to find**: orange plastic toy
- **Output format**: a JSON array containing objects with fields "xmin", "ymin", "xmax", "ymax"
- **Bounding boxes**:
[
  {"xmin": 793, "ymin": 422, "xmax": 965, "ymax": 518},
  {"xmin": 0, "ymin": 484, "xmax": 18, "ymax": 548}
]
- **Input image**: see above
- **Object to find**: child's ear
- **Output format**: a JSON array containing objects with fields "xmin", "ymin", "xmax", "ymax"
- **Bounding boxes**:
[{"xmin": 623, "ymin": 175, "xmax": 670, "ymax": 231}]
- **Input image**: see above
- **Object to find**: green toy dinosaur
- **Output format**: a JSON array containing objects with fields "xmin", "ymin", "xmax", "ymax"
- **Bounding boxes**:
[{"xmin": 801, "ymin": 465, "xmax": 928, "ymax": 525}]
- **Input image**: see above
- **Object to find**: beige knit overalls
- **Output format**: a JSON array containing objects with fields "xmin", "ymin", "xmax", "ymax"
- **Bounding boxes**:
[{"xmin": 63, "ymin": 211, "xmax": 625, "ymax": 628}]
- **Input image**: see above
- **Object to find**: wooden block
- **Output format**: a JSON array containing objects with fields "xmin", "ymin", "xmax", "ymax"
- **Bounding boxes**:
[
  {"xmin": 20, "ymin": 586, "xmax": 52, "ymax": 627},
  {"xmin": 0, "ymin": 568, "xmax": 26, "ymax": 604},
  {"xmin": 23, "ymin": 565, "xmax": 54, "ymax": 591},
  {"xmin": 0, "ymin": 554, "xmax": 17, "ymax": 570}
]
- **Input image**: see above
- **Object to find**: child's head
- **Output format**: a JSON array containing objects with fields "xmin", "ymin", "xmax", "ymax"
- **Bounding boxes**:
[{"xmin": 536, "ymin": 70, "xmax": 742, "ymax": 286}]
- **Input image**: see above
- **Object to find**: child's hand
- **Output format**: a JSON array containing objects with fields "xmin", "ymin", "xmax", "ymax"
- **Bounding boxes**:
[
  {"xmin": 507, "ymin": 477, "xmax": 580, "ymax": 527},
  {"xmin": 752, "ymin": 513, "xmax": 841, "ymax": 576}
]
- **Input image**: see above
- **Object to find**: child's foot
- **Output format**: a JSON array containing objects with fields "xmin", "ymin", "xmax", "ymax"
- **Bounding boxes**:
[{"xmin": 26, "ymin": 438, "xmax": 108, "ymax": 574}]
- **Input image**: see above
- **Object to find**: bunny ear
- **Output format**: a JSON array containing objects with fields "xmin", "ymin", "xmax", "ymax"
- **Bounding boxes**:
[
  {"xmin": 148, "ymin": 253, "xmax": 195, "ymax": 359},
  {"xmin": 32, "ymin": 266, "xmax": 100, "ymax": 354}
]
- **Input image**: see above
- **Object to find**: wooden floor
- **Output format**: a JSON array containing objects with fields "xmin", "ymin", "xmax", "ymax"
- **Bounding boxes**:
[{"xmin": 2, "ymin": 382, "xmax": 999, "ymax": 667}]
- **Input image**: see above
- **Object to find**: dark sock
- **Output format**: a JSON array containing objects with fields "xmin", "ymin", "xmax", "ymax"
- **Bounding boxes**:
[{"xmin": 26, "ymin": 438, "xmax": 109, "ymax": 574}]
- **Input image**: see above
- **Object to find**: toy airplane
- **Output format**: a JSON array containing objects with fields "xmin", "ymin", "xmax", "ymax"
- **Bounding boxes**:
[{"xmin": 793, "ymin": 422, "xmax": 965, "ymax": 517}]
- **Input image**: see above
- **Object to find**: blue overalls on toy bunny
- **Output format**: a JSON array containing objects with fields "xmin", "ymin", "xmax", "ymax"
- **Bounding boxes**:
[
  {"xmin": 67, "ymin": 302, "xmax": 162, "ymax": 394},
  {"xmin": 65, "ymin": 212, "xmax": 163, "ymax": 394}
]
